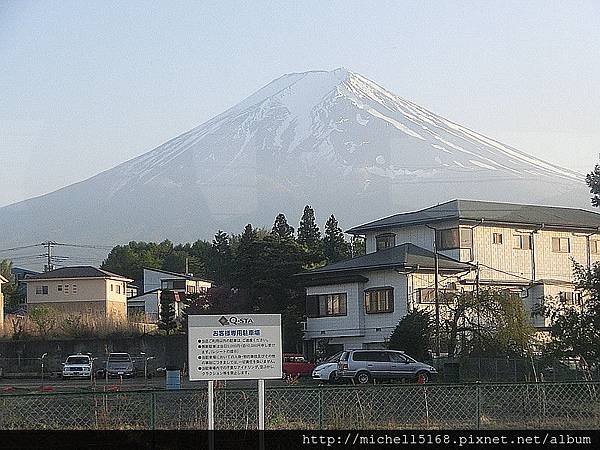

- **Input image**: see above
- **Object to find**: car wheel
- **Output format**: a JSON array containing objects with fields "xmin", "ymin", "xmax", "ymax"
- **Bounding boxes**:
[
  {"xmin": 355, "ymin": 371, "xmax": 371, "ymax": 385},
  {"xmin": 328, "ymin": 371, "xmax": 338, "ymax": 383},
  {"xmin": 416, "ymin": 371, "xmax": 430, "ymax": 384}
]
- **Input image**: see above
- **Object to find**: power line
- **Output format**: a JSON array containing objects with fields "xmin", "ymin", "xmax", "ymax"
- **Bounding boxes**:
[{"xmin": 0, "ymin": 243, "xmax": 44, "ymax": 254}]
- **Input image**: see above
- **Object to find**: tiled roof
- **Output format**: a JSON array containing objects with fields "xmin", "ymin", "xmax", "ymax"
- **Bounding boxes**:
[
  {"xmin": 26, "ymin": 266, "xmax": 133, "ymax": 282},
  {"xmin": 301, "ymin": 243, "xmax": 472, "ymax": 278},
  {"xmin": 347, "ymin": 199, "xmax": 600, "ymax": 234}
]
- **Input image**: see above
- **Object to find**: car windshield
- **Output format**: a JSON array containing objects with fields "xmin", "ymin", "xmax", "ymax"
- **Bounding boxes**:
[
  {"xmin": 66, "ymin": 356, "xmax": 89, "ymax": 365},
  {"xmin": 325, "ymin": 352, "xmax": 342, "ymax": 363},
  {"xmin": 108, "ymin": 354, "xmax": 130, "ymax": 362}
]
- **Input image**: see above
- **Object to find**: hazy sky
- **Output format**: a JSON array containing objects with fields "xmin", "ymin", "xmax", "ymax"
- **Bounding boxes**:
[{"xmin": 1, "ymin": 0, "xmax": 599, "ymax": 207}]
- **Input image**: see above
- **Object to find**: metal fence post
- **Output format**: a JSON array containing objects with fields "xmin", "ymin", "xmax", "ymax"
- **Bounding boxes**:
[
  {"xmin": 475, "ymin": 382, "xmax": 481, "ymax": 430},
  {"xmin": 150, "ymin": 391, "xmax": 156, "ymax": 430},
  {"xmin": 318, "ymin": 388, "xmax": 324, "ymax": 429}
]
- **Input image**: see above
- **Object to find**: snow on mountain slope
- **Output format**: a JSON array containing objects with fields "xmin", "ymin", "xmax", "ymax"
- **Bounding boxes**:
[{"xmin": 0, "ymin": 68, "xmax": 589, "ymax": 250}]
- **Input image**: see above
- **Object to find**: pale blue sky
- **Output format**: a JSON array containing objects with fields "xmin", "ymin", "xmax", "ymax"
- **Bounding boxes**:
[{"xmin": 1, "ymin": 0, "xmax": 599, "ymax": 207}]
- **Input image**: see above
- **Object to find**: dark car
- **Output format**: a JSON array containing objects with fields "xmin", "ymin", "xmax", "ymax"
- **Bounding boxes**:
[
  {"xmin": 338, "ymin": 350, "xmax": 437, "ymax": 384},
  {"xmin": 105, "ymin": 352, "xmax": 135, "ymax": 378}
]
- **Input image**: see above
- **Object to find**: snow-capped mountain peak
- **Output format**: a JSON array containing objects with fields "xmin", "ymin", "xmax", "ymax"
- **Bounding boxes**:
[{"xmin": 0, "ymin": 68, "xmax": 587, "ymax": 248}]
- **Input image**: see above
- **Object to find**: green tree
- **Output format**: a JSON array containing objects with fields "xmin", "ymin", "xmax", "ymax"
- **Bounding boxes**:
[
  {"xmin": 158, "ymin": 290, "xmax": 177, "ymax": 335},
  {"xmin": 0, "ymin": 259, "xmax": 22, "ymax": 309},
  {"xmin": 271, "ymin": 213, "xmax": 295, "ymax": 240},
  {"xmin": 586, "ymin": 164, "xmax": 600, "ymax": 207},
  {"xmin": 323, "ymin": 214, "xmax": 351, "ymax": 263},
  {"xmin": 351, "ymin": 236, "xmax": 366, "ymax": 257},
  {"xmin": 297, "ymin": 205, "xmax": 324, "ymax": 267},
  {"xmin": 388, "ymin": 309, "xmax": 433, "ymax": 360},
  {"xmin": 28, "ymin": 305, "xmax": 58, "ymax": 337},
  {"xmin": 207, "ymin": 230, "xmax": 234, "ymax": 285},
  {"xmin": 444, "ymin": 289, "xmax": 536, "ymax": 357},
  {"xmin": 539, "ymin": 261, "xmax": 600, "ymax": 364}
]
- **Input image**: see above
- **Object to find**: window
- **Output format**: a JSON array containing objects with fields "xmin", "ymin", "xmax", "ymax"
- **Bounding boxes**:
[
  {"xmin": 352, "ymin": 351, "xmax": 390, "ymax": 362},
  {"xmin": 64, "ymin": 284, "xmax": 69, "ymax": 294},
  {"xmin": 57, "ymin": 284, "xmax": 63, "ymax": 292},
  {"xmin": 492, "ymin": 233, "xmax": 503, "ymax": 244},
  {"xmin": 116, "ymin": 284, "xmax": 121, "ymax": 294},
  {"xmin": 72, "ymin": 284, "xmax": 77, "ymax": 294},
  {"xmin": 591, "ymin": 240, "xmax": 599, "ymax": 254},
  {"xmin": 558, "ymin": 291, "xmax": 583, "ymax": 306},
  {"xmin": 552, "ymin": 237, "xmax": 570, "ymax": 253},
  {"xmin": 364, "ymin": 288, "xmax": 394, "ymax": 313},
  {"xmin": 417, "ymin": 288, "xmax": 456, "ymax": 304},
  {"xmin": 559, "ymin": 291, "xmax": 574, "ymax": 304},
  {"xmin": 389, "ymin": 352, "xmax": 408, "ymax": 363},
  {"xmin": 375, "ymin": 233, "xmax": 395, "ymax": 251},
  {"xmin": 36, "ymin": 285, "xmax": 49, "ymax": 295},
  {"xmin": 111, "ymin": 284, "xmax": 114, "ymax": 292},
  {"xmin": 306, "ymin": 293, "xmax": 347, "ymax": 317},
  {"xmin": 513, "ymin": 234, "xmax": 532, "ymax": 250},
  {"xmin": 436, "ymin": 228, "xmax": 472, "ymax": 250}
]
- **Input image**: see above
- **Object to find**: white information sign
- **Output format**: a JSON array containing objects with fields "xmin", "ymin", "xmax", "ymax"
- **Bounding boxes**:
[{"xmin": 188, "ymin": 314, "xmax": 282, "ymax": 381}]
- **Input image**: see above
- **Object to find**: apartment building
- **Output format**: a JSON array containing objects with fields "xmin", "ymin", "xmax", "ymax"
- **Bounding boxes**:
[
  {"xmin": 301, "ymin": 199, "xmax": 600, "ymax": 354},
  {"xmin": 127, "ymin": 268, "xmax": 212, "ymax": 322},
  {"xmin": 26, "ymin": 266, "xmax": 133, "ymax": 319}
]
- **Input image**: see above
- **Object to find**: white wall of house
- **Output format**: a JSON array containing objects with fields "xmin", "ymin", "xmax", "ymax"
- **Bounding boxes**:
[
  {"xmin": 305, "ymin": 270, "xmax": 413, "ymax": 349},
  {"xmin": 364, "ymin": 223, "xmax": 600, "ymax": 285},
  {"xmin": 143, "ymin": 269, "xmax": 186, "ymax": 293}
]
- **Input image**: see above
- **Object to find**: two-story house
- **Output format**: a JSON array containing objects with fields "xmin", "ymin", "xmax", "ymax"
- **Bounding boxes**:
[
  {"xmin": 301, "ymin": 199, "xmax": 600, "ymax": 356},
  {"xmin": 26, "ymin": 266, "xmax": 133, "ymax": 319},
  {"xmin": 127, "ymin": 268, "xmax": 212, "ymax": 322}
]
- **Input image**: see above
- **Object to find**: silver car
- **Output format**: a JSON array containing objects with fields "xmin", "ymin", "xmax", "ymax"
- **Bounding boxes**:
[
  {"xmin": 106, "ymin": 352, "xmax": 135, "ymax": 378},
  {"xmin": 337, "ymin": 350, "xmax": 437, "ymax": 384},
  {"xmin": 312, "ymin": 352, "xmax": 343, "ymax": 383}
]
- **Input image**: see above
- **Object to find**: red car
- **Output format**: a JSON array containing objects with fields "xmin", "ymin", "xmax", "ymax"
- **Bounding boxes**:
[{"xmin": 282, "ymin": 354, "xmax": 315, "ymax": 377}]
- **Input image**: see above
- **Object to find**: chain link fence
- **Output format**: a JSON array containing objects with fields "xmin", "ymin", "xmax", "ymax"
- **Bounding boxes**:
[{"xmin": 0, "ymin": 381, "xmax": 598, "ymax": 430}]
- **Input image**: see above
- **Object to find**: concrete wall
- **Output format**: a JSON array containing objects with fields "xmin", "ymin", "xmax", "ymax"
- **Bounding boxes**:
[{"xmin": 0, "ymin": 334, "xmax": 187, "ymax": 375}]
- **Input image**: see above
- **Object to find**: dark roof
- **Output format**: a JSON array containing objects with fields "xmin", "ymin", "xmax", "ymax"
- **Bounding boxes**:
[
  {"xmin": 300, "ymin": 243, "xmax": 472, "ymax": 278},
  {"xmin": 142, "ymin": 267, "xmax": 212, "ymax": 283},
  {"xmin": 26, "ymin": 266, "xmax": 133, "ymax": 282},
  {"xmin": 347, "ymin": 199, "xmax": 600, "ymax": 234}
]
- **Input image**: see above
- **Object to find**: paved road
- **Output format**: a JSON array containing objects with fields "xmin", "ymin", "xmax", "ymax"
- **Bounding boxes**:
[{"xmin": 0, "ymin": 375, "xmax": 324, "ymax": 393}]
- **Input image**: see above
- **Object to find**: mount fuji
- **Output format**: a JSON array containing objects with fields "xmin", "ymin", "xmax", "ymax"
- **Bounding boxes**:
[{"xmin": 0, "ymin": 68, "xmax": 589, "ymax": 248}]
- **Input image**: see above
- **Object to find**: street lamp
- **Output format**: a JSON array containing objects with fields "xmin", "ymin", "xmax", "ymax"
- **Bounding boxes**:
[{"xmin": 40, "ymin": 353, "xmax": 48, "ymax": 390}]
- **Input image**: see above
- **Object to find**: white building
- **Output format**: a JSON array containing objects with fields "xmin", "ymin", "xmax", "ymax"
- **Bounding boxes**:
[
  {"xmin": 302, "ymin": 199, "xmax": 600, "ymax": 355},
  {"xmin": 127, "ymin": 268, "xmax": 212, "ymax": 322}
]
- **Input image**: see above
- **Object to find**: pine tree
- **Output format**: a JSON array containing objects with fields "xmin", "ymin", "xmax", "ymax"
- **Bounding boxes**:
[
  {"xmin": 587, "ymin": 164, "xmax": 600, "ymax": 207},
  {"xmin": 158, "ymin": 290, "xmax": 177, "ymax": 335},
  {"xmin": 207, "ymin": 230, "xmax": 234, "ymax": 286},
  {"xmin": 388, "ymin": 309, "xmax": 433, "ymax": 360},
  {"xmin": 323, "ymin": 214, "xmax": 351, "ymax": 263},
  {"xmin": 351, "ymin": 236, "xmax": 366, "ymax": 257},
  {"xmin": 297, "ymin": 205, "xmax": 324, "ymax": 267},
  {"xmin": 233, "ymin": 224, "xmax": 262, "ymax": 289},
  {"xmin": 271, "ymin": 213, "xmax": 295, "ymax": 240}
]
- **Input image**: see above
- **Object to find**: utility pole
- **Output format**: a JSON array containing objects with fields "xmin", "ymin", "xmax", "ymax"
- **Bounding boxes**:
[
  {"xmin": 475, "ymin": 262, "xmax": 480, "ymax": 349},
  {"xmin": 434, "ymin": 239, "xmax": 440, "ymax": 357},
  {"xmin": 426, "ymin": 225, "xmax": 441, "ymax": 357},
  {"xmin": 42, "ymin": 241, "xmax": 57, "ymax": 272}
]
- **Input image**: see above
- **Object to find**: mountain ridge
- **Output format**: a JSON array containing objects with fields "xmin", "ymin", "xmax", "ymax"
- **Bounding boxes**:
[{"xmin": 0, "ymin": 68, "xmax": 589, "ymax": 253}]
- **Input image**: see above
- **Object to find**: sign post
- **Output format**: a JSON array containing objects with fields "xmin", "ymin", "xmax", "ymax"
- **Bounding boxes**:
[{"xmin": 188, "ymin": 314, "xmax": 282, "ymax": 439}]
